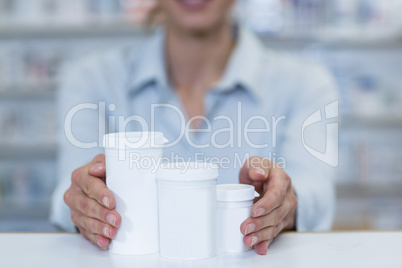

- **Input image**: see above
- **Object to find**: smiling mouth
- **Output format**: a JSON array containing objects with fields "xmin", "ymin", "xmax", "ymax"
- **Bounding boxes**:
[{"xmin": 175, "ymin": 0, "xmax": 212, "ymax": 10}]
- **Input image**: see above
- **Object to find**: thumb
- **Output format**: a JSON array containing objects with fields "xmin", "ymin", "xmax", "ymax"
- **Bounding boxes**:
[
  {"xmin": 88, "ymin": 154, "xmax": 106, "ymax": 178},
  {"xmin": 239, "ymin": 157, "xmax": 271, "ymax": 184}
]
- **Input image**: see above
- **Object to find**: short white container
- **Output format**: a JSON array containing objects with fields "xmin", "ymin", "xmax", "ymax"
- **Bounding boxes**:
[
  {"xmin": 216, "ymin": 184, "xmax": 260, "ymax": 253},
  {"xmin": 103, "ymin": 132, "xmax": 168, "ymax": 255},
  {"xmin": 157, "ymin": 162, "xmax": 218, "ymax": 260}
]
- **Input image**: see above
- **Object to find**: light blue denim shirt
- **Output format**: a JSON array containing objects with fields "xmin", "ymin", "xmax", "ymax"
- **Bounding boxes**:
[{"xmin": 50, "ymin": 27, "xmax": 339, "ymax": 232}]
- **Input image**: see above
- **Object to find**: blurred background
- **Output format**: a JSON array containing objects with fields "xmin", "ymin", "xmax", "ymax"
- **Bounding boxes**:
[{"xmin": 0, "ymin": 0, "xmax": 401, "ymax": 232}]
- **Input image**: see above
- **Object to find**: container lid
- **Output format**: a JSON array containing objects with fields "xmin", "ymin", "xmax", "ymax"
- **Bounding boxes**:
[
  {"xmin": 216, "ymin": 184, "xmax": 260, "ymax": 202},
  {"xmin": 103, "ymin": 132, "xmax": 168, "ymax": 149},
  {"xmin": 157, "ymin": 162, "xmax": 218, "ymax": 182}
]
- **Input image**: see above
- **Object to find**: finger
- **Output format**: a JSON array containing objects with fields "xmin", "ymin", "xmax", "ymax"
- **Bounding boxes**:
[
  {"xmin": 88, "ymin": 154, "xmax": 106, "ymax": 178},
  {"xmin": 241, "ymin": 202, "xmax": 290, "ymax": 235},
  {"xmin": 74, "ymin": 211, "xmax": 118, "ymax": 239},
  {"xmin": 251, "ymin": 169, "xmax": 291, "ymax": 218},
  {"xmin": 72, "ymin": 191, "xmax": 121, "ymax": 228},
  {"xmin": 72, "ymin": 169, "xmax": 115, "ymax": 210},
  {"xmin": 243, "ymin": 223, "xmax": 283, "ymax": 248},
  {"xmin": 80, "ymin": 227, "xmax": 110, "ymax": 249},
  {"xmin": 241, "ymin": 189, "xmax": 297, "ymax": 235},
  {"xmin": 281, "ymin": 188, "xmax": 298, "ymax": 230},
  {"xmin": 255, "ymin": 239, "xmax": 273, "ymax": 255}
]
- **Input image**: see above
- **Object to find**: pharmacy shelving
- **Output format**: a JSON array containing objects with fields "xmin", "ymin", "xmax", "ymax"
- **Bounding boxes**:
[
  {"xmin": 334, "ymin": 196, "xmax": 402, "ymax": 230},
  {"xmin": 0, "ymin": 142, "xmax": 57, "ymax": 160},
  {"xmin": 335, "ymin": 185, "xmax": 402, "ymax": 230},
  {"xmin": 0, "ymin": 83, "xmax": 56, "ymax": 100},
  {"xmin": 0, "ymin": 199, "xmax": 50, "ymax": 218},
  {"xmin": 1, "ymin": 19, "xmax": 402, "ymax": 230},
  {"xmin": 337, "ymin": 183, "xmax": 402, "ymax": 199},
  {"xmin": 263, "ymin": 31, "xmax": 402, "ymax": 49},
  {"xmin": 341, "ymin": 115, "xmax": 402, "ymax": 129},
  {"xmin": 0, "ymin": 203, "xmax": 59, "ymax": 232},
  {"xmin": 1, "ymin": 24, "xmax": 402, "ymax": 48},
  {"xmin": 0, "ymin": 24, "xmax": 143, "ymax": 39}
]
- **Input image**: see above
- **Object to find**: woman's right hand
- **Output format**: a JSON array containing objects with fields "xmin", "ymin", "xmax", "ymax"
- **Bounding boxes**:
[{"xmin": 64, "ymin": 154, "xmax": 121, "ymax": 248}]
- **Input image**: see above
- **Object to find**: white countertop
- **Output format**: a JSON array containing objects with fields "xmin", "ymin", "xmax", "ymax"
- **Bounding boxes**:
[{"xmin": 1, "ymin": 231, "xmax": 401, "ymax": 268}]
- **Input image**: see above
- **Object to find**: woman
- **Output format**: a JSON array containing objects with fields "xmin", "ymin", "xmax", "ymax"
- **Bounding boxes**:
[{"xmin": 51, "ymin": 0, "xmax": 337, "ymax": 255}]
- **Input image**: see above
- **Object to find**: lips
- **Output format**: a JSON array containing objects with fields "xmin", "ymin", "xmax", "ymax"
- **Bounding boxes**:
[{"xmin": 175, "ymin": 0, "xmax": 212, "ymax": 10}]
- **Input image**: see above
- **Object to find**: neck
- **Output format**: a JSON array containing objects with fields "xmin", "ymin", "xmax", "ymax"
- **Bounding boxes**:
[{"xmin": 165, "ymin": 23, "xmax": 234, "ymax": 92}]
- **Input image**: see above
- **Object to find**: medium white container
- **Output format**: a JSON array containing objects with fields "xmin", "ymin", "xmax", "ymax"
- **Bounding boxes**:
[
  {"xmin": 216, "ymin": 184, "xmax": 260, "ymax": 253},
  {"xmin": 103, "ymin": 132, "xmax": 168, "ymax": 255},
  {"xmin": 157, "ymin": 162, "xmax": 218, "ymax": 260}
]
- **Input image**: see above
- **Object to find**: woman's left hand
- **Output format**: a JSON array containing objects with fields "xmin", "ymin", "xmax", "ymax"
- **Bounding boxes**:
[{"xmin": 239, "ymin": 156, "xmax": 298, "ymax": 255}]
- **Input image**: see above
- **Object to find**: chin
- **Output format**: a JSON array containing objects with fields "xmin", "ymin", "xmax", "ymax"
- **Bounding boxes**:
[
  {"xmin": 162, "ymin": 0, "xmax": 234, "ymax": 35},
  {"xmin": 177, "ymin": 16, "xmax": 224, "ymax": 35}
]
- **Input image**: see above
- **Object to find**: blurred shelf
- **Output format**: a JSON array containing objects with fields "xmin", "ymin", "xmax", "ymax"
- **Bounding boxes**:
[
  {"xmin": 335, "ymin": 183, "xmax": 402, "ymax": 230},
  {"xmin": 340, "ymin": 115, "xmax": 402, "ymax": 128},
  {"xmin": 0, "ymin": 142, "xmax": 57, "ymax": 159},
  {"xmin": 336, "ymin": 183, "xmax": 402, "ymax": 199},
  {"xmin": 0, "ymin": 24, "xmax": 144, "ymax": 39},
  {"xmin": 0, "ymin": 83, "xmax": 57, "ymax": 100},
  {"xmin": 0, "ymin": 24, "xmax": 402, "ymax": 48},
  {"xmin": 262, "ymin": 29, "xmax": 402, "ymax": 49},
  {"xmin": 0, "ymin": 203, "xmax": 60, "ymax": 231},
  {"xmin": 0, "ymin": 218, "xmax": 59, "ymax": 232},
  {"xmin": 0, "ymin": 203, "xmax": 50, "ymax": 218}
]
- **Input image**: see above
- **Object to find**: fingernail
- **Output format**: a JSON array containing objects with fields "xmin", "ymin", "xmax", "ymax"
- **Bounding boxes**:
[
  {"xmin": 107, "ymin": 214, "xmax": 116, "ymax": 226},
  {"xmin": 102, "ymin": 197, "xmax": 110, "ymax": 208},
  {"xmin": 90, "ymin": 163, "xmax": 104, "ymax": 173},
  {"xmin": 254, "ymin": 208, "xmax": 265, "ymax": 217},
  {"xmin": 251, "ymin": 236, "xmax": 258, "ymax": 246},
  {"xmin": 97, "ymin": 238, "xmax": 105, "ymax": 248},
  {"xmin": 102, "ymin": 226, "xmax": 109, "ymax": 237},
  {"xmin": 254, "ymin": 168, "xmax": 266, "ymax": 176},
  {"xmin": 245, "ymin": 223, "xmax": 256, "ymax": 235}
]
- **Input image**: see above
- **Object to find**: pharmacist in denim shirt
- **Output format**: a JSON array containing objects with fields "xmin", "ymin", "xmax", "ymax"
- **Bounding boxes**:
[{"xmin": 50, "ymin": 0, "xmax": 338, "ymax": 255}]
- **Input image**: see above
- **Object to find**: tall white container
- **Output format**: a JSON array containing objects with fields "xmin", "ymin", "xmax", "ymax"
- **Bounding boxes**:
[
  {"xmin": 157, "ymin": 162, "xmax": 218, "ymax": 260},
  {"xmin": 103, "ymin": 132, "xmax": 167, "ymax": 255},
  {"xmin": 216, "ymin": 184, "xmax": 260, "ymax": 253}
]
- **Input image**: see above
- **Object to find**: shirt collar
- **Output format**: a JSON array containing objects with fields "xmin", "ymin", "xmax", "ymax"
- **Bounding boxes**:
[
  {"xmin": 214, "ymin": 27, "xmax": 267, "ymax": 103},
  {"xmin": 127, "ymin": 27, "xmax": 267, "ymax": 103},
  {"xmin": 127, "ymin": 29, "xmax": 171, "ymax": 101}
]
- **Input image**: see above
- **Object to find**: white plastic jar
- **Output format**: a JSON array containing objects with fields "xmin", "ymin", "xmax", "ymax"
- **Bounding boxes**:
[
  {"xmin": 157, "ymin": 162, "xmax": 218, "ymax": 260},
  {"xmin": 103, "ymin": 132, "xmax": 168, "ymax": 255},
  {"xmin": 216, "ymin": 184, "xmax": 260, "ymax": 253}
]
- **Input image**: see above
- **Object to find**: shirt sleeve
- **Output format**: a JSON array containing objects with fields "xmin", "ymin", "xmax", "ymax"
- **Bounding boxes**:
[
  {"xmin": 49, "ymin": 58, "xmax": 105, "ymax": 232},
  {"xmin": 278, "ymin": 62, "xmax": 339, "ymax": 231}
]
